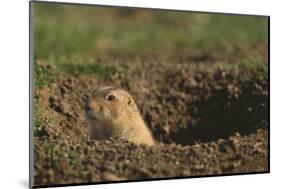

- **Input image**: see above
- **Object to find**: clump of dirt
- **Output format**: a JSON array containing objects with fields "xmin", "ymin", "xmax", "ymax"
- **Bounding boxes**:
[{"xmin": 33, "ymin": 59, "xmax": 268, "ymax": 187}]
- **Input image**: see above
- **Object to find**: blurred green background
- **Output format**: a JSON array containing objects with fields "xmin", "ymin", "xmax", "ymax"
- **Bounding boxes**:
[
  {"xmin": 33, "ymin": 2, "xmax": 268, "ymax": 87},
  {"xmin": 34, "ymin": 3, "xmax": 268, "ymax": 58}
]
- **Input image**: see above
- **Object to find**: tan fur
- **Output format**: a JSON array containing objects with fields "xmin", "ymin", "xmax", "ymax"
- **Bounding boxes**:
[{"xmin": 85, "ymin": 86, "xmax": 155, "ymax": 146}]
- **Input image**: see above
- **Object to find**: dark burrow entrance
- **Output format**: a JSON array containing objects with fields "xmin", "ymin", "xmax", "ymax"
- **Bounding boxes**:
[{"xmin": 146, "ymin": 81, "xmax": 269, "ymax": 146}]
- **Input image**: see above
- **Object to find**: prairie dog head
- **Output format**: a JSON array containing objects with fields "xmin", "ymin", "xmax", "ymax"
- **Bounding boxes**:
[
  {"xmin": 85, "ymin": 86, "xmax": 139, "ymax": 130},
  {"xmin": 85, "ymin": 86, "xmax": 155, "ymax": 146}
]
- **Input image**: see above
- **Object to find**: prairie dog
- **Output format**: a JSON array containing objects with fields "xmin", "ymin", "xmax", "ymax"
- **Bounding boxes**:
[{"xmin": 85, "ymin": 86, "xmax": 154, "ymax": 146}]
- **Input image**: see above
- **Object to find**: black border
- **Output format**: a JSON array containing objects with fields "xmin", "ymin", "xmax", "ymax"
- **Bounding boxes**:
[
  {"xmin": 29, "ymin": 0, "xmax": 270, "ymax": 188},
  {"xmin": 267, "ymin": 17, "xmax": 270, "ymax": 173}
]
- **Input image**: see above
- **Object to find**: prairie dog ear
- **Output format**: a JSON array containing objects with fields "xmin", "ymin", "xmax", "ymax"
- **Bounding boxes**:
[
  {"xmin": 127, "ymin": 96, "xmax": 137, "ymax": 110},
  {"xmin": 127, "ymin": 96, "xmax": 133, "ymax": 105}
]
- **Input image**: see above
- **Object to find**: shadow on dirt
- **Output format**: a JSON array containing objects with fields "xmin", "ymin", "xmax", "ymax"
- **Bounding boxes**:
[{"xmin": 169, "ymin": 83, "xmax": 268, "ymax": 145}]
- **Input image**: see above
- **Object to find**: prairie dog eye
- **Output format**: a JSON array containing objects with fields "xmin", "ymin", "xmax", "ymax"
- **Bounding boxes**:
[{"xmin": 107, "ymin": 95, "xmax": 115, "ymax": 101}]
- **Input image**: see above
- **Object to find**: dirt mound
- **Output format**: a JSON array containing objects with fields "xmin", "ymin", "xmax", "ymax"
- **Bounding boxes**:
[
  {"xmin": 34, "ymin": 129, "xmax": 267, "ymax": 185},
  {"xmin": 33, "ymin": 59, "xmax": 268, "ymax": 186}
]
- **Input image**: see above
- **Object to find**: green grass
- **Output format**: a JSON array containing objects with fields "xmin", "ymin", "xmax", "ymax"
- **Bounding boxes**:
[
  {"xmin": 33, "ymin": 2, "xmax": 268, "ymax": 88},
  {"xmin": 34, "ymin": 61, "xmax": 59, "ymax": 88},
  {"xmin": 59, "ymin": 62, "xmax": 118, "ymax": 76},
  {"xmin": 238, "ymin": 59, "xmax": 268, "ymax": 81},
  {"xmin": 34, "ymin": 105, "xmax": 52, "ymax": 137},
  {"xmin": 34, "ymin": 57, "xmax": 119, "ymax": 88},
  {"xmin": 34, "ymin": 3, "xmax": 268, "ymax": 60},
  {"xmin": 133, "ymin": 150, "xmax": 145, "ymax": 160},
  {"xmin": 218, "ymin": 59, "xmax": 268, "ymax": 77}
]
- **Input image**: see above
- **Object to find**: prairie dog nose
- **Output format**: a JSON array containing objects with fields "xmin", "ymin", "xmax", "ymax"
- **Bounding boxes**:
[
  {"xmin": 88, "ymin": 100, "xmax": 102, "ymax": 112},
  {"xmin": 85, "ymin": 105, "xmax": 91, "ymax": 111}
]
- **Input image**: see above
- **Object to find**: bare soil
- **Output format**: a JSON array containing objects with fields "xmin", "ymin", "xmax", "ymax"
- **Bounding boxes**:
[{"xmin": 33, "ymin": 58, "xmax": 268, "ymax": 186}]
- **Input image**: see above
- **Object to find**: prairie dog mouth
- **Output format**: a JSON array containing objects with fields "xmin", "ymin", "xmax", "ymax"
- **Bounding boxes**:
[
  {"xmin": 86, "ymin": 111, "xmax": 98, "ymax": 121},
  {"xmin": 87, "ymin": 115, "xmax": 98, "ymax": 120}
]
